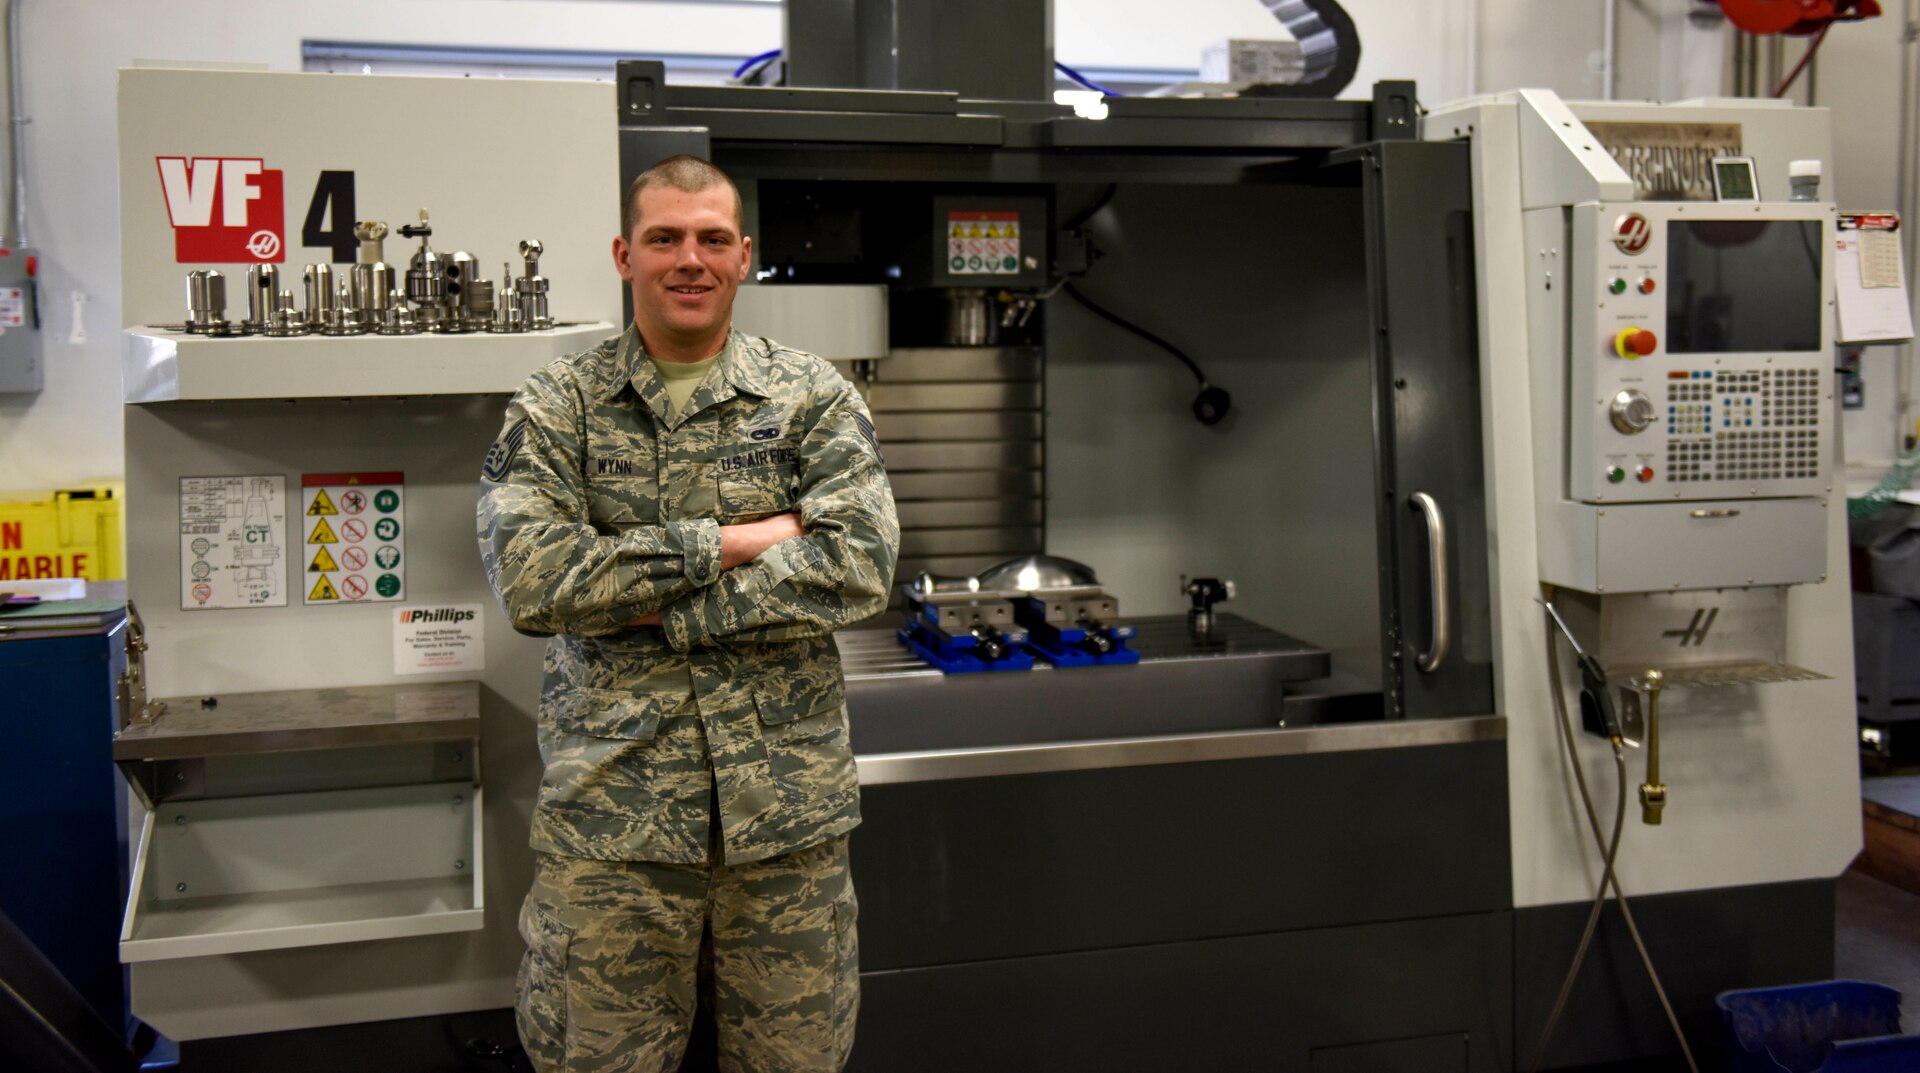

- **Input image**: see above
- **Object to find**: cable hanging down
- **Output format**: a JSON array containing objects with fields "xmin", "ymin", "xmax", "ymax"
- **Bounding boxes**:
[
  {"xmin": 1058, "ymin": 185, "xmax": 1231, "ymax": 426},
  {"xmin": 1531, "ymin": 594, "xmax": 1701, "ymax": 1073},
  {"xmin": 1061, "ymin": 282, "xmax": 1232, "ymax": 425}
]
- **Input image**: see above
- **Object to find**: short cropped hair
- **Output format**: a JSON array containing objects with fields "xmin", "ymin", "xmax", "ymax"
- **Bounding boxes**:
[{"xmin": 621, "ymin": 155, "xmax": 743, "ymax": 238}]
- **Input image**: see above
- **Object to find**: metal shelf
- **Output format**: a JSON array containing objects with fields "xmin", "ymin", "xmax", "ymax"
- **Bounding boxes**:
[
  {"xmin": 119, "ymin": 783, "xmax": 484, "ymax": 962},
  {"xmin": 114, "ymin": 681, "xmax": 480, "ymax": 762},
  {"xmin": 123, "ymin": 322, "xmax": 616, "ymax": 402}
]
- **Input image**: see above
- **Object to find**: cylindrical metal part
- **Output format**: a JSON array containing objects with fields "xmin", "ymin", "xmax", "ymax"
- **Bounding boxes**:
[
  {"xmin": 439, "ymin": 252, "xmax": 482, "ymax": 332},
  {"xmin": 354, "ymin": 220, "xmax": 389, "ymax": 265},
  {"xmin": 491, "ymin": 264, "xmax": 526, "ymax": 333},
  {"xmin": 516, "ymin": 276, "xmax": 552, "ymax": 330},
  {"xmin": 377, "ymin": 287, "xmax": 423, "ymax": 335},
  {"xmin": 263, "ymin": 289, "xmax": 309, "ymax": 337},
  {"xmin": 303, "ymin": 264, "xmax": 336, "ymax": 327},
  {"xmin": 185, "ymin": 270, "xmax": 229, "ymax": 333},
  {"xmin": 447, "ymin": 252, "xmax": 478, "ymax": 301},
  {"xmin": 466, "ymin": 278, "xmax": 495, "ymax": 320},
  {"xmin": 406, "ymin": 248, "xmax": 447, "ymax": 327},
  {"xmin": 243, "ymin": 263, "xmax": 278, "ymax": 333},
  {"xmin": 945, "ymin": 288, "xmax": 992, "ymax": 346},
  {"xmin": 351, "ymin": 261, "xmax": 396, "ymax": 315},
  {"xmin": 516, "ymin": 241, "xmax": 553, "ymax": 330}
]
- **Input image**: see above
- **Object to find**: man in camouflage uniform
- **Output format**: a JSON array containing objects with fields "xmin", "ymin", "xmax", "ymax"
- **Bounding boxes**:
[{"xmin": 477, "ymin": 154, "xmax": 899, "ymax": 1073}]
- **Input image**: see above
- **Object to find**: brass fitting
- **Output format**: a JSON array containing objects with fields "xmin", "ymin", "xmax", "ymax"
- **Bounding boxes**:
[{"xmin": 1639, "ymin": 668, "xmax": 1667, "ymax": 825}]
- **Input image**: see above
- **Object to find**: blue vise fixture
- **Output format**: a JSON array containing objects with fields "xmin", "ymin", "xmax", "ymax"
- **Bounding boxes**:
[
  {"xmin": 1010, "ymin": 588, "xmax": 1141, "ymax": 667},
  {"xmin": 899, "ymin": 586, "xmax": 1035, "ymax": 674}
]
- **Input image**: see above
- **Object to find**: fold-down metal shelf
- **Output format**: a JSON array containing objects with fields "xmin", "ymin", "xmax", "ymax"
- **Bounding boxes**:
[{"xmin": 114, "ymin": 681, "xmax": 484, "ymax": 963}]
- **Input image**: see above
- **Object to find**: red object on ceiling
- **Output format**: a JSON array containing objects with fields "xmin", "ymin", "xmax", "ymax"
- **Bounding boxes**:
[{"xmin": 1718, "ymin": 0, "xmax": 1881, "ymax": 35}]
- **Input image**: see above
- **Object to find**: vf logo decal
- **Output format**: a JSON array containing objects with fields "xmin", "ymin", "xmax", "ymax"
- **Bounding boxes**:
[
  {"xmin": 157, "ymin": 157, "xmax": 287, "ymax": 264},
  {"xmin": 1661, "ymin": 607, "xmax": 1719, "ymax": 647},
  {"xmin": 1612, "ymin": 212, "xmax": 1652, "ymax": 256}
]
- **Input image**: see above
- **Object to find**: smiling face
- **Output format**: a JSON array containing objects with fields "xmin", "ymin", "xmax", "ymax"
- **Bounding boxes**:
[{"xmin": 613, "ymin": 183, "xmax": 752, "ymax": 362}]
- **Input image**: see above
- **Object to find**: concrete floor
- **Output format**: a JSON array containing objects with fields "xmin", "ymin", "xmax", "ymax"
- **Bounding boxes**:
[{"xmin": 1836, "ymin": 867, "xmax": 1920, "ymax": 1035}]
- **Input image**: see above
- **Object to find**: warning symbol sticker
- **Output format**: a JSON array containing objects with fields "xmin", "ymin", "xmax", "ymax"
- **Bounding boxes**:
[
  {"xmin": 302, "ymin": 471, "xmax": 405, "ymax": 605},
  {"xmin": 947, "ymin": 211, "xmax": 1020, "ymax": 277}
]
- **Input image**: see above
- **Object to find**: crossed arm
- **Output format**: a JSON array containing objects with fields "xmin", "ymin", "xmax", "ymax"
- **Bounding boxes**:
[
  {"xmin": 478, "ymin": 362, "xmax": 897, "ymax": 645},
  {"xmin": 625, "ymin": 513, "xmax": 803, "ymax": 626}
]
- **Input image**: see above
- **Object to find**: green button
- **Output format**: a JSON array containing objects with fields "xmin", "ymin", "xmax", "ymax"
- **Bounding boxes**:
[
  {"xmin": 1606, "ymin": 466, "xmax": 1626, "ymax": 483},
  {"xmin": 1609, "ymin": 278, "xmax": 1628, "ymax": 295}
]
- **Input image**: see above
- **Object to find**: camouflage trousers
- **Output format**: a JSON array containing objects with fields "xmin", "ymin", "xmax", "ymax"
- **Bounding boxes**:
[{"xmin": 516, "ymin": 836, "xmax": 859, "ymax": 1073}]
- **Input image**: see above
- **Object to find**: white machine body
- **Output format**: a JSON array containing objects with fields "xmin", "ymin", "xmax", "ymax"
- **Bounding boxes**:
[{"xmin": 1428, "ymin": 89, "xmax": 1860, "ymax": 910}]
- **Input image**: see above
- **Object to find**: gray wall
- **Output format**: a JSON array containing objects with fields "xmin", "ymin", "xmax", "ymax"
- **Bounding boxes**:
[{"xmin": 1046, "ymin": 182, "xmax": 1382, "ymax": 676}]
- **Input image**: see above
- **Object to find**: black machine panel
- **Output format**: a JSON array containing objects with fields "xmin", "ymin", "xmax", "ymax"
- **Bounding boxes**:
[{"xmin": 1664, "ymin": 219, "xmax": 1823, "ymax": 354}]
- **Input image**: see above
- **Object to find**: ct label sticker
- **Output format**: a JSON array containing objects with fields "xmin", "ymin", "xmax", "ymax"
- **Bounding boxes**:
[
  {"xmin": 302, "ymin": 471, "xmax": 405, "ymax": 604},
  {"xmin": 179, "ymin": 475, "xmax": 287, "ymax": 610}
]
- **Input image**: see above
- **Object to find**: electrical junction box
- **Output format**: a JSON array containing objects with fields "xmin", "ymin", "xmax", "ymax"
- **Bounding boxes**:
[{"xmin": 0, "ymin": 246, "xmax": 40, "ymax": 393}]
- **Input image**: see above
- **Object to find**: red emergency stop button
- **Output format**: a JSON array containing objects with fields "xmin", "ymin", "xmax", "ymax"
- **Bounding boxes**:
[{"xmin": 1615, "ymin": 327, "xmax": 1657, "ymax": 359}]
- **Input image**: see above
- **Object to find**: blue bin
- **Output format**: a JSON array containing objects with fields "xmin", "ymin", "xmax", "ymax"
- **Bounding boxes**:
[{"xmin": 1718, "ymin": 980, "xmax": 1920, "ymax": 1072}]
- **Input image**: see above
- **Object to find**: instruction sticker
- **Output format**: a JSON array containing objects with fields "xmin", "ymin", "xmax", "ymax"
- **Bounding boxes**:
[
  {"xmin": 179, "ymin": 475, "xmax": 288, "ymax": 610},
  {"xmin": 947, "ymin": 211, "xmax": 1020, "ymax": 275},
  {"xmin": 393, "ymin": 604, "xmax": 485, "ymax": 676},
  {"xmin": 302, "ymin": 471, "xmax": 405, "ymax": 604}
]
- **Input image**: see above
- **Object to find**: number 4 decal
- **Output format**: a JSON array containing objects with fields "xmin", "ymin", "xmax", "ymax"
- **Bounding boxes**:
[{"xmin": 302, "ymin": 171, "xmax": 357, "ymax": 264}]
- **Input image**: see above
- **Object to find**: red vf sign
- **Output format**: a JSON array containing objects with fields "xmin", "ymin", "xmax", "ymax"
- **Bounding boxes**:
[{"xmin": 156, "ymin": 156, "xmax": 286, "ymax": 263}]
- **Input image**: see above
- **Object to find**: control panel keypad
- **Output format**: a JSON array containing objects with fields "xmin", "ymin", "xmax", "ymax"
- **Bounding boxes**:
[{"xmin": 1659, "ymin": 368, "xmax": 1825, "ymax": 484}]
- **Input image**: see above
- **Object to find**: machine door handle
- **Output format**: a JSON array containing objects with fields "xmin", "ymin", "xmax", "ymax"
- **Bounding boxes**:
[{"xmin": 1410, "ymin": 491, "xmax": 1450, "ymax": 674}]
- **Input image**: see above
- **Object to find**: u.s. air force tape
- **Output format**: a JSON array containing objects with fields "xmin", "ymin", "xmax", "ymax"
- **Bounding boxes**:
[{"xmin": 482, "ymin": 418, "xmax": 529, "ymax": 482}]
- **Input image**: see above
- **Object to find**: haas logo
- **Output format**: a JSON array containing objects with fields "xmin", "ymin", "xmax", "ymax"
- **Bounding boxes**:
[
  {"xmin": 156, "ymin": 157, "xmax": 286, "ymax": 264},
  {"xmin": 1612, "ymin": 212, "xmax": 1653, "ymax": 256}
]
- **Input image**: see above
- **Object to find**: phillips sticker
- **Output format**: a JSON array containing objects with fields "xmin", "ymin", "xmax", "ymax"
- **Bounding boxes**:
[
  {"xmin": 394, "ymin": 604, "xmax": 486, "ymax": 676},
  {"xmin": 179, "ymin": 475, "xmax": 288, "ymax": 610},
  {"xmin": 302, "ymin": 471, "xmax": 405, "ymax": 604}
]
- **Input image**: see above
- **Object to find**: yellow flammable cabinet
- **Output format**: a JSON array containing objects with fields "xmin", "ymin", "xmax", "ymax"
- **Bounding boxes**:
[{"xmin": 0, "ymin": 484, "xmax": 125, "ymax": 582}]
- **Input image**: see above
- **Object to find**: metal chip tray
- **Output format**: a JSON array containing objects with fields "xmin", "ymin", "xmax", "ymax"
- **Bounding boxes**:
[
  {"xmin": 1626, "ymin": 662, "xmax": 1830, "ymax": 689},
  {"xmin": 840, "ymin": 612, "xmax": 1331, "ymax": 754}
]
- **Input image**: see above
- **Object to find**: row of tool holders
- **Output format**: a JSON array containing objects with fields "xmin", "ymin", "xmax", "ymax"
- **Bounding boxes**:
[{"xmin": 168, "ymin": 209, "xmax": 554, "ymax": 337}]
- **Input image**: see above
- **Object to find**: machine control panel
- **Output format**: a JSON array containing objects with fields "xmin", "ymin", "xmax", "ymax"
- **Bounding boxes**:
[{"xmin": 1566, "ymin": 201, "xmax": 1833, "ymax": 503}]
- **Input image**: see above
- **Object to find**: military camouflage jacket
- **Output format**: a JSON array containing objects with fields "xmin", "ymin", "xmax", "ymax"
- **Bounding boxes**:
[{"xmin": 478, "ymin": 325, "xmax": 899, "ymax": 865}]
